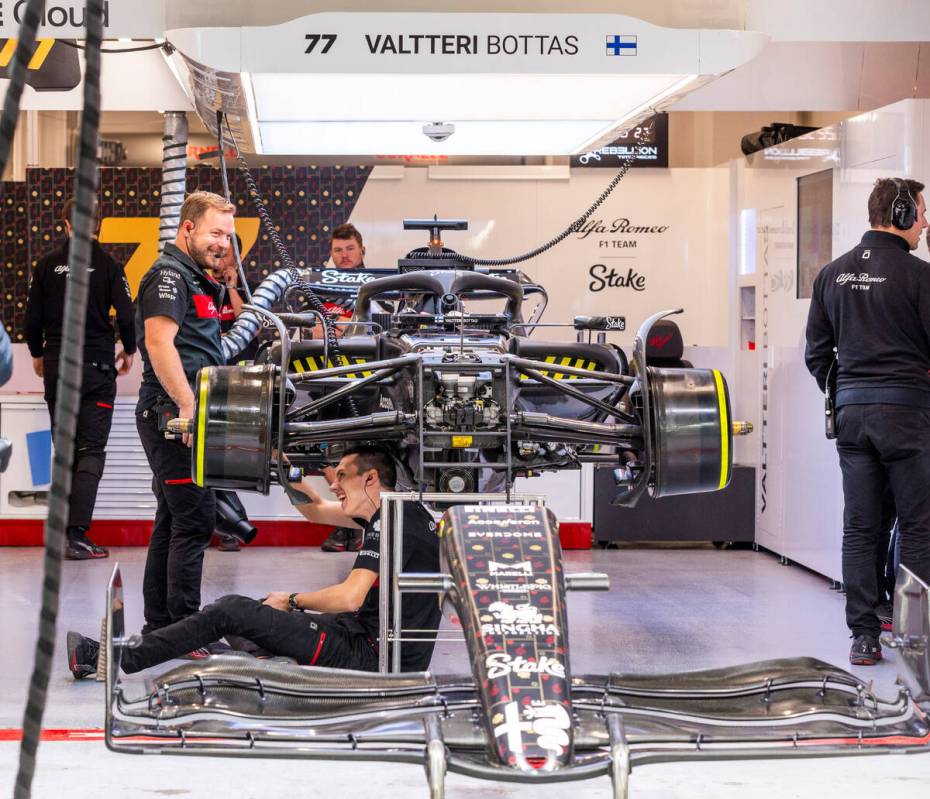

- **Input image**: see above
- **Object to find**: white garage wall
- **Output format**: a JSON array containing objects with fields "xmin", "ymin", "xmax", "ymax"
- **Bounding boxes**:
[
  {"xmin": 1, "ymin": 165, "xmax": 735, "ymax": 525},
  {"xmin": 734, "ymin": 98, "xmax": 930, "ymax": 582},
  {"xmin": 350, "ymin": 165, "xmax": 731, "ymax": 348}
]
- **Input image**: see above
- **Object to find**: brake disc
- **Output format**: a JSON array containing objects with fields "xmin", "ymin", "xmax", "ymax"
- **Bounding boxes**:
[
  {"xmin": 649, "ymin": 366, "xmax": 733, "ymax": 497},
  {"xmin": 191, "ymin": 365, "xmax": 276, "ymax": 492}
]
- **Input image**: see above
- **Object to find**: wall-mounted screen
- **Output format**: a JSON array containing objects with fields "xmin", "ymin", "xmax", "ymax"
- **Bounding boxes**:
[
  {"xmin": 571, "ymin": 113, "xmax": 668, "ymax": 169},
  {"xmin": 797, "ymin": 168, "xmax": 833, "ymax": 299}
]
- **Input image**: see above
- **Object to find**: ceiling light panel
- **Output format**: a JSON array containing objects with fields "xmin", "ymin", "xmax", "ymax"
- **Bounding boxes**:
[
  {"xmin": 258, "ymin": 120, "xmax": 616, "ymax": 156},
  {"xmin": 249, "ymin": 73, "xmax": 689, "ymax": 122}
]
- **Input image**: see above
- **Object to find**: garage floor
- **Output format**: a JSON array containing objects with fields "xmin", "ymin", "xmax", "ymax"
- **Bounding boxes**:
[{"xmin": 1, "ymin": 545, "xmax": 928, "ymax": 797}]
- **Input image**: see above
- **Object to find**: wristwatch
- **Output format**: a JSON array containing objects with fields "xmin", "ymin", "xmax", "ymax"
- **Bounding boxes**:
[{"xmin": 287, "ymin": 592, "xmax": 300, "ymax": 611}]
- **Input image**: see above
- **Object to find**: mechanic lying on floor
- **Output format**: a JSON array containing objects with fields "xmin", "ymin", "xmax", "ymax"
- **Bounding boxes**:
[{"xmin": 67, "ymin": 446, "xmax": 441, "ymax": 676}]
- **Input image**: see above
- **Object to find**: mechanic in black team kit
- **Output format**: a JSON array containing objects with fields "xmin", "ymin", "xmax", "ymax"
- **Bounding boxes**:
[
  {"xmin": 134, "ymin": 191, "xmax": 232, "ymax": 635},
  {"xmin": 24, "ymin": 199, "xmax": 136, "ymax": 560},
  {"xmin": 67, "ymin": 446, "xmax": 441, "ymax": 676},
  {"xmin": 806, "ymin": 177, "xmax": 930, "ymax": 667},
  {"xmin": 320, "ymin": 222, "xmax": 368, "ymax": 552}
]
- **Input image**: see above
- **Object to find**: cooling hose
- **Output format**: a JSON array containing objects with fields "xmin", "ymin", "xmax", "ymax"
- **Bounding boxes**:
[{"xmin": 14, "ymin": 2, "xmax": 104, "ymax": 797}]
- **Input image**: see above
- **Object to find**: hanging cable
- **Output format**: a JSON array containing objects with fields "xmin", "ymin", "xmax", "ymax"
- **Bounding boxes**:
[
  {"xmin": 0, "ymin": 1, "xmax": 42, "ymax": 175},
  {"xmin": 214, "ymin": 110, "xmax": 251, "ymax": 303},
  {"xmin": 158, "ymin": 111, "xmax": 187, "ymax": 254},
  {"xmin": 56, "ymin": 39, "xmax": 167, "ymax": 54},
  {"xmin": 14, "ymin": 2, "xmax": 105, "ymax": 797},
  {"xmin": 426, "ymin": 155, "xmax": 637, "ymax": 267},
  {"xmin": 219, "ymin": 117, "xmax": 359, "ymax": 415}
]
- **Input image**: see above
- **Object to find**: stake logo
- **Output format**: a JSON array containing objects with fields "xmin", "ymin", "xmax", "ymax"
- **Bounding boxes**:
[
  {"xmin": 588, "ymin": 263, "xmax": 646, "ymax": 292},
  {"xmin": 485, "ymin": 653, "xmax": 565, "ymax": 679},
  {"xmin": 319, "ymin": 269, "xmax": 377, "ymax": 285}
]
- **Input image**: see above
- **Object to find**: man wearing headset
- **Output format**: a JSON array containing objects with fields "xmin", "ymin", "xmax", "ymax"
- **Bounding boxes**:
[
  {"xmin": 805, "ymin": 177, "xmax": 930, "ymax": 666},
  {"xmin": 66, "ymin": 446, "xmax": 441, "ymax": 677}
]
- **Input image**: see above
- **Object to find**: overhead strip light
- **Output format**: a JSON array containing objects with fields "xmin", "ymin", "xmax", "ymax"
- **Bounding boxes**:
[{"xmin": 240, "ymin": 72, "xmax": 263, "ymax": 155}]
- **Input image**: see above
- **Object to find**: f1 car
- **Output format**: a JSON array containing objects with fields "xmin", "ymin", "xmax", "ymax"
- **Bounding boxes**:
[
  {"xmin": 104, "ymin": 222, "xmax": 930, "ymax": 796},
  {"xmin": 186, "ymin": 227, "xmax": 736, "ymax": 507}
]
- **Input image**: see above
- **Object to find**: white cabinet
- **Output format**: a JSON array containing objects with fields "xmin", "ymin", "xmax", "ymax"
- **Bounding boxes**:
[{"xmin": 0, "ymin": 399, "xmax": 51, "ymax": 519}]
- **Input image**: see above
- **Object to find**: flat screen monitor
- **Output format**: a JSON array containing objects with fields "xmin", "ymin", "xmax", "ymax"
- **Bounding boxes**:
[{"xmin": 797, "ymin": 169, "xmax": 834, "ymax": 299}]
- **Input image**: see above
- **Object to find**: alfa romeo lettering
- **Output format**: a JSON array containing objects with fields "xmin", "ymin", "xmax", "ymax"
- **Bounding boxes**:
[
  {"xmin": 576, "ymin": 217, "xmax": 669, "ymax": 240},
  {"xmin": 836, "ymin": 273, "xmax": 887, "ymax": 285}
]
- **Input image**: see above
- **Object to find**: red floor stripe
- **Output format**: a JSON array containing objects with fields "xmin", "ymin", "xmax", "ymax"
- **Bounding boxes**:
[
  {"xmin": 0, "ymin": 520, "xmax": 334, "ymax": 547},
  {"xmin": 0, "ymin": 520, "xmax": 590, "ymax": 549},
  {"xmin": 0, "ymin": 729, "xmax": 105, "ymax": 742}
]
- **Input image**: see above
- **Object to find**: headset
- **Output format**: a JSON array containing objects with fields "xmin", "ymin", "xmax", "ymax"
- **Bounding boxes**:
[
  {"xmin": 890, "ymin": 177, "xmax": 918, "ymax": 230},
  {"xmin": 363, "ymin": 471, "xmax": 377, "ymax": 512}
]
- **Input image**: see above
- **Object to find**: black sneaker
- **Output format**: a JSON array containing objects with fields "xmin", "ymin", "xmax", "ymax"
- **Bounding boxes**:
[
  {"xmin": 217, "ymin": 534, "xmax": 241, "ymax": 552},
  {"xmin": 65, "ymin": 529, "xmax": 109, "ymax": 560},
  {"xmin": 178, "ymin": 647, "xmax": 211, "ymax": 660},
  {"xmin": 66, "ymin": 631, "xmax": 100, "ymax": 680},
  {"xmin": 849, "ymin": 634, "xmax": 882, "ymax": 666},
  {"xmin": 321, "ymin": 527, "xmax": 351, "ymax": 552},
  {"xmin": 875, "ymin": 603, "xmax": 894, "ymax": 632},
  {"xmin": 347, "ymin": 527, "xmax": 364, "ymax": 552}
]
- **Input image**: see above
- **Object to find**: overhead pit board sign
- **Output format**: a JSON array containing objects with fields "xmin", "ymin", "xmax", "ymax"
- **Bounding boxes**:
[
  {"xmin": 0, "ymin": 1, "xmax": 165, "ymax": 37},
  {"xmin": 571, "ymin": 114, "xmax": 668, "ymax": 169},
  {"xmin": 168, "ymin": 13, "xmax": 768, "ymax": 76}
]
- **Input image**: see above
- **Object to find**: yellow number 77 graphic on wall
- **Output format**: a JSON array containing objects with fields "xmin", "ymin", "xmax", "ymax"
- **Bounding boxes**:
[{"xmin": 98, "ymin": 217, "xmax": 261, "ymax": 297}]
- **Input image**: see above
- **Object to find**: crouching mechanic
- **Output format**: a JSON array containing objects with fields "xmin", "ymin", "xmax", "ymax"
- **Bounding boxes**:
[{"xmin": 67, "ymin": 446, "xmax": 441, "ymax": 677}]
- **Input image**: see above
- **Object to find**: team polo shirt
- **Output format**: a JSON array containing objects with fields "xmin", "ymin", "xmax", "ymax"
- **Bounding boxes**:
[{"xmin": 135, "ymin": 243, "xmax": 225, "ymax": 410}]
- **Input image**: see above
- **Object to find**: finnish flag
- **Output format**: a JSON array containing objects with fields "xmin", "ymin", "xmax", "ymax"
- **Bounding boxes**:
[{"xmin": 606, "ymin": 35, "xmax": 637, "ymax": 56}]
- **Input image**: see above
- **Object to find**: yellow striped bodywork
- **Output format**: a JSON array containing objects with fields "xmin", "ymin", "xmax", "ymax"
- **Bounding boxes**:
[
  {"xmin": 712, "ymin": 369, "xmax": 731, "ymax": 490},
  {"xmin": 0, "ymin": 39, "xmax": 55, "ymax": 70},
  {"xmin": 290, "ymin": 355, "xmax": 374, "ymax": 379},
  {"xmin": 519, "ymin": 355, "xmax": 599, "ymax": 381},
  {"xmin": 194, "ymin": 371, "xmax": 210, "ymax": 487}
]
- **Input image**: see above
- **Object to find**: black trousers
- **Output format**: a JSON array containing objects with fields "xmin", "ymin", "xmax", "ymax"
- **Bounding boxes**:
[
  {"xmin": 836, "ymin": 404, "xmax": 930, "ymax": 637},
  {"xmin": 120, "ymin": 594, "xmax": 378, "ymax": 674},
  {"xmin": 136, "ymin": 408, "xmax": 216, "ymax": 631},
  {"xmin": 43, "ymin": 359, "xmax": 116, "ymax": 530}
]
